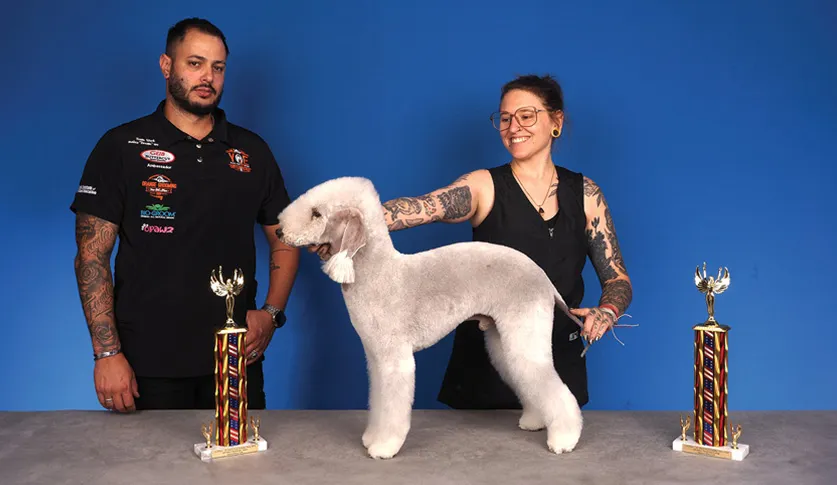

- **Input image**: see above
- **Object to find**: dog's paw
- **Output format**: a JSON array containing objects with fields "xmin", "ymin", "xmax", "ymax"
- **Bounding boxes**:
[
  {"xmin": 546, "ymin": 431, "xmax": 580, "ymax": 455},
  {"xmin": 367, "ymin": 437, "xmax": 404, "ymax": 460},
  {"xmin": 518, "ymin": 411, "xmax": 545, "ymax": 431},
  {"xmin": 362, "ymin": 430, "xmax": 376, "ymax": 449}
]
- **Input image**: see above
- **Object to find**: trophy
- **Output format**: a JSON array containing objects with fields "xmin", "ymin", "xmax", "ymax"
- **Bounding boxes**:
[
  {"xmin": 672, "ymin": 263, "xmax": 749, "ymax": 461},
  {"xmin": 194, "ymin": 266, "xmax": 268, "ymax": 462}
]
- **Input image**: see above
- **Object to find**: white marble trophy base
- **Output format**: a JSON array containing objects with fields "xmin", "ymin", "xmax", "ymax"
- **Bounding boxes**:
[
  {"xmin": 672, "ymin": 435, "xmax": 749, "ymax": 461},
  {"xmin": 194, "ymin": 437, "xmax": 268, "ymax": 462}
]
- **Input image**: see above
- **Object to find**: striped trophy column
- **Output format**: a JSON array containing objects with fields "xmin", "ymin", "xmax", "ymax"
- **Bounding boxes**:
[
  {"xmin": 693, "ymin": 324, "xmax": 729, "ymax": 447},
  {"xmin": 214, "ymin": 327, "xmax": 249, "ymax": 447}
]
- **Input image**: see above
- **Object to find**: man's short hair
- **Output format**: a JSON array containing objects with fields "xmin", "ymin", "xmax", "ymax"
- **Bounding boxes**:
[{"xmin": 165, "ymin": 18, "xmax": 229, "ymax": 58}]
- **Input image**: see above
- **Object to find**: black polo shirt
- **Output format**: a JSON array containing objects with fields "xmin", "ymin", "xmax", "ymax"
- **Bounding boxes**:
[{"xmin": 70, "ymin": 100, "xmax": 291, "ymax": 378}]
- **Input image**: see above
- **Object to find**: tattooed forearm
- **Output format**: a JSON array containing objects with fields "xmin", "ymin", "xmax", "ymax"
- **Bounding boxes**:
[
  {"xmin": 383, "ymin": 197, "xmax": 423, "ymax": 219},
  {"xmin": 382, "ymin": 184, "xmax": 472, "ymax": 231},
  {"xmin": 269, "ymin": 248, "xmax": 291, "ymax": 271},
  {"xmin": 600, "ymin": 279, "xmax": 633, "ymax": 315},
  {"xmin": 74, "ymin": 213, "xmax": 120, "ymax": 354}
]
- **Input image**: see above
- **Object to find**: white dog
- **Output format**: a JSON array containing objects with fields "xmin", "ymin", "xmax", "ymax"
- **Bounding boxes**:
[{"xmin": 276, "ymin": 176, "xmax": 585, "ymax": 459}]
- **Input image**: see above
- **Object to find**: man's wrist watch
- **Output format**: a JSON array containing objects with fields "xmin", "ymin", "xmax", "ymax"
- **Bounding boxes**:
[{"xmin": 261, "ymin": 303, "xmax": 286, "ymax": 329}]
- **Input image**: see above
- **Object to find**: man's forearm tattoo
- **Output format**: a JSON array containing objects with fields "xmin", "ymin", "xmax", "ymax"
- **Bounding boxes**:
[{"xmin": 74, "ymin": 214, "xmax": 120, "ymax": 353}]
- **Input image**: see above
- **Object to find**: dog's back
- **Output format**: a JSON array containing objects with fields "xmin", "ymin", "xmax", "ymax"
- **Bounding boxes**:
[{"xmin": 347, "ymin": 240, "xmax": 559, "ymax": 351}]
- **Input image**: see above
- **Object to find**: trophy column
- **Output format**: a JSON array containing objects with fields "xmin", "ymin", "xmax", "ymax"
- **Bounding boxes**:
[
  {"xmin": 673, "ymin": 263, "xmax": 749, "ymax": 461},
  {"xmin": 215, "ymin": 327, "xmax": 249, "ymax": 447},
  {"xmin": 693, "ymin": 323, "xmax": 729, "ymax": 447},
  {"xmin": 194, "ymin": 266, "xmax": 268, "ymax": 462}
]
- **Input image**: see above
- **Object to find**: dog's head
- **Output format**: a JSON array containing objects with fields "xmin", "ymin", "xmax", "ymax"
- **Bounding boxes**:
[{"xmin": 276, "ymin": 177, "xmax": 377, "ymax": 284}]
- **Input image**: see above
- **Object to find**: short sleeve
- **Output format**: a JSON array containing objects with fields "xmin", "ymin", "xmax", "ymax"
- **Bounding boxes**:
[
  {"xmin": 257, "ymin": 145, "xmax": 291, "ymax": 226},
  {"xmin": 70, "ymin": 131, "xmax": 125, "ymax": 225}
]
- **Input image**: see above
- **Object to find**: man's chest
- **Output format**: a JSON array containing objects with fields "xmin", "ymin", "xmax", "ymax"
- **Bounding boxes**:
[{"xmin": 120, "ymin": 141, "xmax": 264, "ymax": 232}]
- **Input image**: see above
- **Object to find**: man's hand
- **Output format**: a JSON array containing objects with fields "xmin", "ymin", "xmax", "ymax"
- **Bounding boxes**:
[
  {"xmin": 94, "ymin": 353, "xmax": 139, "ymax": 412},
  {"xmin": 245, "ymin": 309, "xmax": 275, "ymax": 364},
  {"xmin": 307, "ymin": 244, "xmax": 331, "ymax": 261}
]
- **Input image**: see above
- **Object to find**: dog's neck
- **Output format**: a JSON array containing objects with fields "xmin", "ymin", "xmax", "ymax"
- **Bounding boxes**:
[
  {"xmin": 352, "ymin": 207, "xmax": 398, "ymax": 270},
  {"xmin": 325, "ymin": 197, "xmax": 399, "ymax": 286}
]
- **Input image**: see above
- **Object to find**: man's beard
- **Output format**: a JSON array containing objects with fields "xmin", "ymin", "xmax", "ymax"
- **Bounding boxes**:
[{"xmin": 168, "ymin": 74, "xmax": 223, "ymax": 116}]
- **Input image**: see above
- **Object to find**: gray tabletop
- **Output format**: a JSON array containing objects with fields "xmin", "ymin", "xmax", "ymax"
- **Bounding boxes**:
[{"xmin": 1, "ymin": 409, "xmax": 833, "ymax": 484}]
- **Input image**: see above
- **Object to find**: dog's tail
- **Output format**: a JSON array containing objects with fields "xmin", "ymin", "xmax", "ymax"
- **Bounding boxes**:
[{"xmin": 554, "ymin": 287, "xmax": 585, "ymax": 329}]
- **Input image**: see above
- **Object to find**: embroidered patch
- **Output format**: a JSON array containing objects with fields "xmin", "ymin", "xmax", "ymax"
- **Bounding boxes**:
[
  {"xmin": 141, "ymin": 149, "xmax": 176, "ymax": 164},
  {"xmin": 140, "ymin": 204, "xmax": 176, "ymax": 220},
  {"xmin": 129, "ymin": 137, "xmax": 159, "ymax": 147},
  {"xmin": 226, "ymin": 148, "xmax": 251, "ymax": 173},
  {"xmin": 141, "ymin": 223, "xmax": 174, "ymax": 234},
  {"xmin": 142, "ymin": 174, "xmax": 177, "ymax": 200}
]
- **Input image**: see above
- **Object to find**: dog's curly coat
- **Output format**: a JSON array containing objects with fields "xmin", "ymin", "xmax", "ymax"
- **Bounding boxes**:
[{"xmin": 276, "ymin": 176, "xmax": 585, "ymax": 459}]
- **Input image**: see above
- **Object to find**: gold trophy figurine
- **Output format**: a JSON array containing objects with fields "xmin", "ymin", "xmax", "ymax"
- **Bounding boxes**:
[
  {"xmin": 731, "ymin": 424, "xmax": 742, "ymax": 450},
  {"xmin": 672, "ymin": 263, "xmax": 749, "ymax": 461},
  {"xmin": 201, "ymin": 422, "xmax": 213, "ymax": 449},
  {"xmin": 694, "ymin": 262, "xmax": 730, "ymax": 325},
  {"xmin": 210, "ymin": 266, "xmax": 245, "ymax": 328},
  {"xmin": 250, "ymin": 416, "xmax": 260, "ymax": 442},
  {"xmin": 680, "ymin": 415, "xmax": 691, "ymax": 442}
]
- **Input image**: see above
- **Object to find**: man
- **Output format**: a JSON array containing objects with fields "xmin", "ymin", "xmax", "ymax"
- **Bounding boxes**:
[{"xmin": 71, "ymin": 18, "xmax": 299, "ymax": 412}]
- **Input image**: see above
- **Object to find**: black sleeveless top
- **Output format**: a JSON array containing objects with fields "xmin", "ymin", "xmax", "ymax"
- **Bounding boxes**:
[{"xmin": 437, "ymin": 163, "xmax": 590, "ymax": 409}]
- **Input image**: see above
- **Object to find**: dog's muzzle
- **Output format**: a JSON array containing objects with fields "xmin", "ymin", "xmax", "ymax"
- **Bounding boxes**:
[{"xmin": 275, "ymin": 227, "xmax": 284, "ymax": 240}]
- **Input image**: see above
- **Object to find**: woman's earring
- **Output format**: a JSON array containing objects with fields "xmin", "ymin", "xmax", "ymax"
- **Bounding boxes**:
[{"xmin": 551, "ymin": 127, "xmax": 561, "ymax": 138}]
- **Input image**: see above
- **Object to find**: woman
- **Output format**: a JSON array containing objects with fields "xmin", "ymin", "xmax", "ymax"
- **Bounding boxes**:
[{"xmin": 315, "ymin": 74, "xmax": 632, "ymax": 409}]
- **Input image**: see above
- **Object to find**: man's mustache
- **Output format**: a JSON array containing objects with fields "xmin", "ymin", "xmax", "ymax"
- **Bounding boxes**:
[{"xmin": 192, "ymin": 85, "xmax": 216, "ymax": 93}]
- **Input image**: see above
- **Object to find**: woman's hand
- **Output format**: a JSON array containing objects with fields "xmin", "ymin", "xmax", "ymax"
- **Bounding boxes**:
[{"xmin": 570, "ymin": 307, "xmax": 617, "ymax": 342}]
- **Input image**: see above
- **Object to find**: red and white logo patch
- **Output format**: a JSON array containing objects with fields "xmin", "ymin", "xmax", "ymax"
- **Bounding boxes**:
[{"xmin": 141, "ymin": 150, "xmax": 176, "ymax": 164}]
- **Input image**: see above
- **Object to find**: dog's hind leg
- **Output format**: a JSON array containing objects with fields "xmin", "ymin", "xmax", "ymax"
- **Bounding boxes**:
[
  {"xmin": 481, "ymin": 320, "xmax": 544, "ymax": 431},
  {"xmin": 496, "ymin": 312, "xmax": 583, "ymax": 454},
  {"xmin": 365, "ymin": 346, "xmax": 415, "ymax": 459}
]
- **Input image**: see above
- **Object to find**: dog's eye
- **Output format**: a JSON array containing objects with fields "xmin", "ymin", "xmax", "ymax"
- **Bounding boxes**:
[{"xmin": 312, "ymin": 208, "xmax": 321, "ymax": 218}]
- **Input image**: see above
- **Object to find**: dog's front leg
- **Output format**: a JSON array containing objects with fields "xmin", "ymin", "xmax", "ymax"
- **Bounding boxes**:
[
  {"xmin": 366, "ymin": 347, "xmax": 415, "ymax": 460},
  {"xmin": 362, "ymin": 349, "xmax": 382, "ymax": 449}
]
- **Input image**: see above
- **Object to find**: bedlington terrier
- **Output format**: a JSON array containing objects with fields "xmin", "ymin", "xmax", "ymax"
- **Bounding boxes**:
[{"xmin": 275, "ymin": 176, "xmax": 585, "ymax": 459}]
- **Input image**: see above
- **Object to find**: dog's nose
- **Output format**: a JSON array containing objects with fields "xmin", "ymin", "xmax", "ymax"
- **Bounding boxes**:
[{"xmin": 275, "ymin": 227, "xmax": 283, "ymax": 240}]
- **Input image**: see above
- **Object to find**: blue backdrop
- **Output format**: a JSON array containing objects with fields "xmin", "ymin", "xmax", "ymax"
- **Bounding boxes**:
[{"xmin": 2, "ymin": 0, "xmax": 835, "ymax": 412}]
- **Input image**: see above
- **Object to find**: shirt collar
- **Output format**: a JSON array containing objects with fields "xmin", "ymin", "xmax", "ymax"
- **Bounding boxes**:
[{"xmin": 152, "ymin": 100, "xmax": 230, "ymax": 147}]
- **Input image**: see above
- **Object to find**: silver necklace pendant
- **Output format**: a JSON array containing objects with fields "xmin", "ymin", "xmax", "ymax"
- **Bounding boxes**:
[{"xmin": 548, "ymin": 227, "xmax": 554, "ymax": 239}]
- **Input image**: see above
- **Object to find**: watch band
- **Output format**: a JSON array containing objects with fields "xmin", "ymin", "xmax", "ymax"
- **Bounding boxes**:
[{"xmin": 261, "ymin": 303, "xmax": 286, "ymax": 329}]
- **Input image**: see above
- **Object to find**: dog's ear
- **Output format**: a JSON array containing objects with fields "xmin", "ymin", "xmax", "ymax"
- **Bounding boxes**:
[{"xmin": 321, "ymin": 207, "xmax": 367, "ymax": 284}]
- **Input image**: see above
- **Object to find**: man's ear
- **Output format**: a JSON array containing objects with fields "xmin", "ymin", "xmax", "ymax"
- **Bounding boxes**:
[
  {"xmin": 320, "ymin": 207, "xmax": 367, "ymax": 284},
  {"xmin": 160, "ymin": 53, "xmax": 172, "ymax": 79}
]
